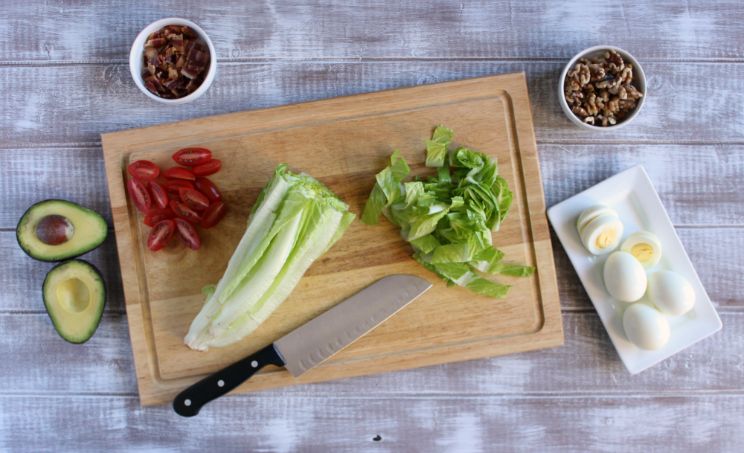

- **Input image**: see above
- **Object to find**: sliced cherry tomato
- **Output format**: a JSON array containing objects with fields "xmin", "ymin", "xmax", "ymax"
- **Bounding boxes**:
[
  {"xmin": 200, "ymin": 201, "xmax": 227, "ymax": 229},
  {"xmin": 163, "ymin": 167, "xmax": 196, "ymax": 181},
  {"xmin": 143, "ymin": 208, "xmax": 174, "ymax": 227},
  {"xmin": 194, "ymin": 177, "xmax": 222, "ymax": 202},
  {"xmin": 147, "ymin": 219, "xmax": 175, "ymax": 251},
  {"xmin": 170, "ymin": 199, "xmax": 202, "ymax": 224},
  {"xmin": 149, "ymin": 181, "xmax": 169, "ymax": 209},
  {"xmin": 179, "ymin": 188, "xmax": 210, "ymax": 211},
  {"xmin": 127, "ymin": 160, "xmax": 160, "ymax": 182},
  {"xmin": 172, "ymin": 147, "xmax": 213, "ymax": 166},
  {"xmin": 175, "ymin": 218, "xmax": 201, "ymax": 250},
  {"xmin": 165, "ymin": 179, "xmax": 195, "ymax": 196},
  {"xmin": 192, "ymin": 159, "xmax": 221, "ymax": 177},
  {"xmin": 127, "ymin": 178, "xmax": 152, "ymax": 212}
]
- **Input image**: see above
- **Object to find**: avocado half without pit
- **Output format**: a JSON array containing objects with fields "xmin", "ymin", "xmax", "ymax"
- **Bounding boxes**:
[
  {"xmin": 43, "ymin": 260, "xmax": 106, "ymax": 344},
  {"xmin": 16, "ymin": 199, "xmax": 108, "ymax": 262}
]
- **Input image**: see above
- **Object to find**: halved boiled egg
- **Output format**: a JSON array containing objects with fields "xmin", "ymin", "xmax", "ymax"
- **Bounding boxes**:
[
  {"xmin": 621, "ymin": 231, "xmax": 662, "ymax": 268},
  {"xmin": 576, "ymin": 205, "xmax": 624, "ymax": 255}
]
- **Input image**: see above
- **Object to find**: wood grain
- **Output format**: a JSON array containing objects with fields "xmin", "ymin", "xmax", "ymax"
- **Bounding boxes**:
[
  {"xmin": 2, "ymin": 62, "xmax": 744, "ymax": 147},
  {"xmin": 2, "ymin": 394, "xmax": 743, "ymax": 452},
  {"xmin": 2, "ymin": 312, "xmax": 742, "ymax": 397},
  {"xmin": 2, "ymin": 0, "xmax": 743, "ymax": 62},
  {"xmin": 101, "ymin": 74, "xmax": 562, "ymax": 405}
]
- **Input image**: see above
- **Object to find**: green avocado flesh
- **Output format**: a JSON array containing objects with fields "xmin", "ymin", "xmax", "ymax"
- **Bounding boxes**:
[
  {"xmin": 42, "ymin": 260, "xmax": 106, "ymax": 344},
  {"xmin": 17, "ymin": 199, "xmax": 108, "ymax": 262}
]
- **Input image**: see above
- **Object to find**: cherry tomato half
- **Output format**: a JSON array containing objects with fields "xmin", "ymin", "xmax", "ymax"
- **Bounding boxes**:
[
  {"xmin": 163, "ymin": 167, "xmax": 196, "ymax": 181},
  {"xmin": 175, "ymin": 218, "xmax": 201, "ymax": 250},
  {"xmin": 179, "ymin": 188, "xmax": 210, "ymax": 211},
  {"xmin": 194, "ymin": 177, "xmax": 222, "ymax": 202},
  {"xmin": 170, "ymin": 200, "xmax": 202, "ymax": 224},
  {"xmin": 147, "ymin": 219, "xmax": 175, "ymax": 251},
  {"xmin": 172, "ymin": 147, "xmax": 213, "ymax": 166},
  {"xmin": 143, "ymin": 208, "xmax": 174, "ymax": 227},
  {"xmin": 192, "ymin": 159, "xmax": 221, "ymax": 177},
  {"xmin": 200, "ymin": 201, "xmax": 227, "ymax": 229},
  {"xmin": 149, "ymin": 181, "xmax": 169, "ymax": 209},
  {"xmin": 127, "ymin": 178, "xmax": 152, "ymax": 212},
  {"xmin": 165, "ymin": 179, "xmax": 195, "ymax": 196},
  {"xmin": 127, "ymin": 160, "xmax": 160, "ymax": 182}
]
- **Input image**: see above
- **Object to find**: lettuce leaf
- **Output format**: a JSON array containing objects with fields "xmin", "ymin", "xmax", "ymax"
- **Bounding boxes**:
[{"xmin": 425, "ymin": 125, "xmax": 454, "ymax": 168}]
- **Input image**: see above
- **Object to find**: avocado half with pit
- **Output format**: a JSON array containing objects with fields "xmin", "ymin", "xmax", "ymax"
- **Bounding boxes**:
[
  {"xmin": 16, "ymin": 199, "xmax": 108, "ymax": 262},
  {"xmin": 42, "ymin": 260, "xmax": 106, "ymax": 344}
]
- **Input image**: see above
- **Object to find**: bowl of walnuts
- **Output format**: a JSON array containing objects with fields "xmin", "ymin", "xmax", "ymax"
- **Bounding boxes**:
[{"xmin": 559, "ymin": 45, "xmax": 646, "ymax": 130}]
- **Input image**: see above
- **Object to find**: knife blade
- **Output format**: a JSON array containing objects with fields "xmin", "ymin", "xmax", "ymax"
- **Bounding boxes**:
[{"xmin": 173, "ymin": 274, "xmax": 431, "ymax": 416}]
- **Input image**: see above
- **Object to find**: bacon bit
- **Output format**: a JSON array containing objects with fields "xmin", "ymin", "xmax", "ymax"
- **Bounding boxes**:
[{"xmin": 142, "ymin": 25, "xmax": 210, "ymax": 99}]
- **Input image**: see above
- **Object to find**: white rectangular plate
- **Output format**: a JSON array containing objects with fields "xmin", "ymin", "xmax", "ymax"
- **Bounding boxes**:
[{"xmin": 547, "ymin": 165, "xmax": 721, "ymax": 374}]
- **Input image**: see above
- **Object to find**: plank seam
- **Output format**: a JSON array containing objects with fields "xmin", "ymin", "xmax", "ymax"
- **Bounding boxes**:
[
  {"xmin": 4, "ymin": 391, "xmax": 744, "ymax": 400},
  {"xmin": 2, "ymin": 57, "xmax": 744, "ymax": 67}
]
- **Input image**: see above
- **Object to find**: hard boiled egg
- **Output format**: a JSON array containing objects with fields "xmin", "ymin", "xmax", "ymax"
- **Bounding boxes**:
[
  {"xmin": 576, "ymin": 205, "xmax": 624, "ymax": 255},
  {"xmin": 623, "ymin": 303, "xmax": 670, "ymax": 350},
  {"xmin": 603, "ymin": 251, "xmax": 647, "ymax": 302},
  {"xmin": 621, "ymin": 231, "xmax": 662, "ymax": 268},
  {"xmin": 648, "ymin": 270, "xmax": 696, "ymax": 316}
]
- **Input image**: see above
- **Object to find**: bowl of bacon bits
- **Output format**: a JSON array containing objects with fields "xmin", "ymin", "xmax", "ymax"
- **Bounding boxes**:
[{"xmin": 129, "ymin": 18, "xmax": 216, "ymax": 104}]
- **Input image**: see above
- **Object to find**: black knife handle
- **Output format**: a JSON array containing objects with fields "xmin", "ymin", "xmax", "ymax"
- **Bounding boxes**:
[{"xmin": 173, "ymin": 344, "xmax": 284, "ymax": 417}]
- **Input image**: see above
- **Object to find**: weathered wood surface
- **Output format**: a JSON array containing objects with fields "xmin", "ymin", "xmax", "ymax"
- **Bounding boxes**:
[
  {"xmin": 2, "ymin": 62, "xmax": 744, "ymax": 146},
  {"xmin": 3, "ymin": 312, "xmax": 743, "ymax": 397},
  {"xmin": 3, "ymin": 394, "xmax": 744, "ymax": 452},
  {"xmin": 2, "ymin": 0, "xmax": 743, "ymax": 62},
  {"xmin": 2, "ymin": 0, "xmax": 743, "ymax": 450}
]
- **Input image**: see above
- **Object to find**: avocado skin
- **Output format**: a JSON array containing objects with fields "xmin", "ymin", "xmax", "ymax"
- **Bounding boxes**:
[
  {"xmin": 42, "ymin": 259, "xmax": 106, "ymax": 344},
  {"xmin": 16, "ymin": 199, "xmax": 108, "ymax": 262}
]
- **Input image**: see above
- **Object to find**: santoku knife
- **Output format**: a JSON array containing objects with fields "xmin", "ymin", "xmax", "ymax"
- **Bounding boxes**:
[{"xmin": 173, "ymin": 274, "xmax": 431, "ymax": 416}]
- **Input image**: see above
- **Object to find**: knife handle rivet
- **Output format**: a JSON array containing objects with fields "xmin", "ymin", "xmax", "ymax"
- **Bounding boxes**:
[
  {"xmin": 251, "ymin": 360, "xmax": 258, "ymax": 368},
  {"xmin": 184, "ymin": 399, "xmax": 191, "ymax": 407},
  {"xmin": 217, "ymin": 379, "xmax": 225, "ymax": 387}
]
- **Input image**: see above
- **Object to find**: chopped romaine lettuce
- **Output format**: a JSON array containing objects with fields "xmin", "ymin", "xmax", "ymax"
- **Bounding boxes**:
[{"xmin": 362, "ymin": 126, "xmax": 534, "ymax": 298}]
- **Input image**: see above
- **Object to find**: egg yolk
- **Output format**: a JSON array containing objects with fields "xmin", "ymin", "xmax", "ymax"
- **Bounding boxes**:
[
  {"xmin": 630, "ymin": 243, "xmax": 654, "ymax": 263},
  {"xmin": 595, "ymin": 227, "xmax": 618, "ymax": 249}
]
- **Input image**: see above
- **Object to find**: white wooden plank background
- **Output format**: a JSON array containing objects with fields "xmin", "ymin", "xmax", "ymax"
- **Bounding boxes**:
[{"xmin": 1, "ymin": 1, "xmax": 743, "ymax": 451}]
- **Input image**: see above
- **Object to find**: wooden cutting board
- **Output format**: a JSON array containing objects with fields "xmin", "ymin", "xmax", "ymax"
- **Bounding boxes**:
[{"xmin": 102, "ymin": 73, "xmax": 563, "ymax": 406}]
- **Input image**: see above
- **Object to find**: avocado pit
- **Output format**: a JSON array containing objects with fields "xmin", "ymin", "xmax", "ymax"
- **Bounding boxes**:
[{"xmin": 36, "ymin": 214, "xmax": 74, "ymax": 245}]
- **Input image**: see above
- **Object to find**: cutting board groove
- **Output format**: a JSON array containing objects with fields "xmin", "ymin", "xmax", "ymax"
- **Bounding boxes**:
[{"xmin": 102, "ymin": 73, "xmax": 563, "ymax": 406}]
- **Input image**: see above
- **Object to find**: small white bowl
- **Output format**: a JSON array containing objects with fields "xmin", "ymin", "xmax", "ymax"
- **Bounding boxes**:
[
  {"xmin": 558, "ymin": 45, "xmax": 647, "ymax": 131},
  {"xmin": 129, "ymin": 18, "xmax": 217, "ymax": 104}
]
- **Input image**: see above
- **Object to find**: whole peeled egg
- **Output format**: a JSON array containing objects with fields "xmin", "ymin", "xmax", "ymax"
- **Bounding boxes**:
[
  {"xmin": 603, "ymin": 251, "xmax": 647, "ymax": 302},
  {"xmin": 623, "ymin": 303, "xmax": 670, "ymax": 350},
  {"xmin": 648, "ymin": 270, "xmax": 696, "ymax": 316}
]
